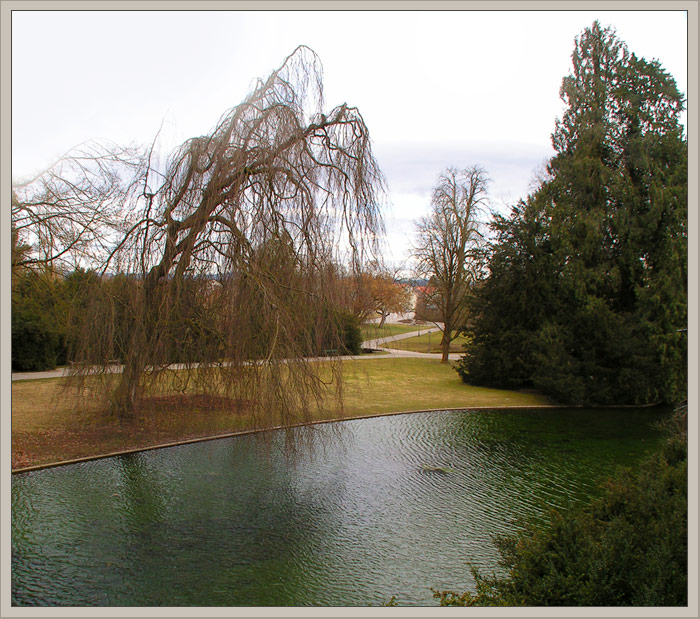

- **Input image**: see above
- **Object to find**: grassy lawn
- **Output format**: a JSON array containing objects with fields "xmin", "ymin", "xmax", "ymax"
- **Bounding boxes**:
[
  {"xmin": 12, "ymin": 357, "xmax": 553, "ymax": 470},
  {"xmin": 336, "ymin": 357, "xmax": 551, "ymax": 417},
  {"xmin": 384, "ymin": 331, "xmax": 470, "ymax": 354},
  {"xmin": 360, "ymin": 322, "xmax": 423, "ymax": 342}
]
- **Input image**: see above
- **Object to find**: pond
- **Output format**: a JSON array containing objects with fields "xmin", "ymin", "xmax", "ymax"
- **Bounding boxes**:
[{"xmin": 12, "ymin": 406, "xmax": 668, "ymax": 607}]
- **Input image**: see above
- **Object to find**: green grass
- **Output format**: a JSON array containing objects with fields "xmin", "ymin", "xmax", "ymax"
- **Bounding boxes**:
[
  {"xmin": 360, "ymin": 322, "xmax": 423, "ymax": 342},
  {"xmin": 384, "ymin": 331, "xmax": 470, "ymax": 354},
  {"xmin": 335, "ymin": 357, "xmax": 551, "ymax": 417}
]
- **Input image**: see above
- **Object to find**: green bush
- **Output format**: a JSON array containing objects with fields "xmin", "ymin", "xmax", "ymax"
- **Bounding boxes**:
[
  {"xmin": 11, "ymin": 272, "xmax": 67, "ymax": 372},
  {"xmin": 11, "ymin": 314, "xmax": 64, "ymax": 371},
  {"xmin": 434, "ymin": 406, "xmax": 688, "ymax": 607},
  {"xmin": 338, "ymin": 311, "xmax": 362, "ymax": 356}
]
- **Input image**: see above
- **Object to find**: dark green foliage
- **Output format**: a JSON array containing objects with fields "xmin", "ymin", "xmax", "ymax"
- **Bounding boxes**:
[
  {"xmin": 456, "ymin": 195, "xmax": 561, "ymax": 390},
  {"xmin": 11, "ymin": 271, "xmax": 67, "ymax": 371},
  {"xmin": 61, "ymin": 268, "xmax": 102, "ymax": 361},
  {"xmin": 433, "ymin": 405, "xmax": 688, "ymax": 607},
  {"xmin": 11, "ymin": 223, "xmax": 66, "ymax": 371},
  {"xmin": 458, "ymin": 22, "xmax": 687, "ymax": 405},
  {"xmin": 305, "ymin": 305, "xmax": 362, "ymax": 357},
  {"xmin": 12, "ymin": 266, "xmax": 362, "ymax": 372},
  {"xmin": 11, "ymin": 310, "xmax": 64, "ymax": 371},
  {"xmin": 12, "ymin": 267, "xmax": 110, "ymax": 371},
  {"xmin": 61, "ymin": 272, "xmax": 136, "ymax": 366},
  {"xmin": 336, "ymin": 310, "xmax": 362, "ymax": 356},
  {"xmin": 160, "ymin": 278, "xmax": 226, "ymax": 365}
]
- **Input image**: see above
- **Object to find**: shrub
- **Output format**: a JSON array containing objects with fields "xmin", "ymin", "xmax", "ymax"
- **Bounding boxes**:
[
  {"xmin": 434, "ymin": 405, "xmax": 688, "ymax": 607},
  {"xmin": 338, "ymin": 311, "xmax": 362, "ymax": 355},
  {"xmin": 11, "ymin": 272, "xmax": 67, "ymax": 372},
  {"xmin": 11, "ymin": 314, "xmax": 64, "ymax": 371}
]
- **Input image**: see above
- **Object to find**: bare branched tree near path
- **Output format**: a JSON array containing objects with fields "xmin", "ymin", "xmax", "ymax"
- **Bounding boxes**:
[
  {"xmin": 21, "ymin": 46, "xmax": 386, "ymax": 422},
  {"xmin": 414, "ymin": 166, "xmax": 488, "ymax": 363}
]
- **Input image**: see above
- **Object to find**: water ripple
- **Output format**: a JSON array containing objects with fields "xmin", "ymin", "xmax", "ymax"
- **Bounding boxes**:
[{"xmin": 12, "ymin": 406, "xmax": 667, "ymax": 606}]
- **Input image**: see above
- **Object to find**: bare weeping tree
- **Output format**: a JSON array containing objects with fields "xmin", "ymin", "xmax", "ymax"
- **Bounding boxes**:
[
  {"xmin": 66, "ymin": 46, "xmax": 385, "ymax": 422},
  {"xmin": 413, "ymin": 166, "xmax": 488, "ymax": 362}
]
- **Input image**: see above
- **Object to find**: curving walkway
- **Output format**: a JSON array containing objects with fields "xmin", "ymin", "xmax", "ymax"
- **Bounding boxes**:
[
  {"xmin": 361, "ymin": 325, "xmax": 463, "ymax": 361},
  {"xmin": 11, "ymin": 326, "xmax": 461, "ymax": 382}
]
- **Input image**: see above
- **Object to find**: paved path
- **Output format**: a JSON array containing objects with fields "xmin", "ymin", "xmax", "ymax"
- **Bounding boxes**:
[
  {"xmin": 11, "ymin": 327, "xmax": 462, "ymax": 382},
  {"xmin": 12, "ymin": 367, "xmax": 77, "ymax": 381},
  {"xmin": 361, "ymin": 325, "xmax": 463, "ymax": 361},
  {"xmin": 361, "ymin": 325, "xmax": 442, "ymax": 349}
]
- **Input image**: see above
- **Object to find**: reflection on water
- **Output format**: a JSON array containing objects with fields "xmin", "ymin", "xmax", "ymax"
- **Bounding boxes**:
[{"xmin": 12, "ymin": 407, "xmax": 667, "ymax": 606}]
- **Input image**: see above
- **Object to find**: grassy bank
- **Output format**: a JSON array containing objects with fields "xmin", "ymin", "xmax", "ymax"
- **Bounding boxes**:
[
  {"xmin": 359, "ymin": 322, "xmax": 421, "ymax": 341},
  {"xmin": 384, "ymin": 331, "xmax": 470, "ymax": 354},
  {"xmin": 12, "ymin": 357, "xmax": 552, "ymax": 470}
]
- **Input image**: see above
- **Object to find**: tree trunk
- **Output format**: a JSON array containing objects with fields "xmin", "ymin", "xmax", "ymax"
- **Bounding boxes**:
[
  {"xmin": 109, "ymin": 270, "xmax": 160, "ymax": 419},
  {"xmin": 110, "ymin": 353, "xmax": 145, "ymax": 419},
  {"xmin": 378, "ymin": 311, "xmax": 388, "ymax": 328},
  {"xmin": 440, "ymin": 329, "xmax": 451, "ymax": 363}
]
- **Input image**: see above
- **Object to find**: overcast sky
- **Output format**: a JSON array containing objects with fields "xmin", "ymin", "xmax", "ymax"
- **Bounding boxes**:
[{"xmin": 11, "ymin": 8, "xmax": 688, "ymax": 266}]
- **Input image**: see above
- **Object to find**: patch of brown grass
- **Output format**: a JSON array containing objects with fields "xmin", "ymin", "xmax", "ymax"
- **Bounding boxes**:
[
  {"xmin": 139, "ymin": 393, "xmax": 249, "ymax": 415},
  {"xmin": 11, "ymin": 383, "xmax": 258, "ymax": 470}
]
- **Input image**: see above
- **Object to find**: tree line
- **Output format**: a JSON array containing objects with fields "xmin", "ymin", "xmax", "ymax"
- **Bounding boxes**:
[
  {"xmin": 11, "ymin": 246, "xmax": 411, "ymax": 377},
  {"xmin": 10, "ymin": 261, "xmax": 370, "ymax": 371}
]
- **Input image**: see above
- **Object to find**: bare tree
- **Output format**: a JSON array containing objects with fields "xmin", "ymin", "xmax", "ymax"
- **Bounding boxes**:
[
  {"xmin": 413, "ymin": 166, "xmax": 488, "ymax": 362},
  {"xmin": 67, "ymin": 46, "xmax": 385, "ymax": 422},
  {"xmin": 12, "ymin": 141, "xmax": 145, "ymax": 273}
]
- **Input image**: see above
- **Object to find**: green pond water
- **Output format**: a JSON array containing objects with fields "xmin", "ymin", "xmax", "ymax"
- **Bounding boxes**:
[{"xmin": 12, "ymin": 406, "xmax": 668, "ymax": 607}]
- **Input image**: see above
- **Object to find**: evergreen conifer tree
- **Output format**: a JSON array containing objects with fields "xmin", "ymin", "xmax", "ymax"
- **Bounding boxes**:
[{"xmin": 458, "ymin": 22, "xmax": 687, "ymax": 405}]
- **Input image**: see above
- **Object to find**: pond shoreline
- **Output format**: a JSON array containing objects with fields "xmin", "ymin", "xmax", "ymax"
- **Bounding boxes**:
[
  {"xmin": 13, "ymin": 402, "xmax": 661, "ymax": 475},
  {"xmin": 12, "ymin": 354, "xmax": 558, "ymax": 473}
]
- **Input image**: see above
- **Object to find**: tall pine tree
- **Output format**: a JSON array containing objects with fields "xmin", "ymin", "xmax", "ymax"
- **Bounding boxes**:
[{"xmin": 458, "ymin": 22, "xmax": 687, "ymax": 405}]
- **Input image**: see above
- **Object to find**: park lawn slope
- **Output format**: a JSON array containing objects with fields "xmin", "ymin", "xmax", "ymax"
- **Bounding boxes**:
[
  {"xmin": 12, "ymin": 357, "xmax": 552, "ymax": 470},
  {"xmin": 335, "ymin": 357, "xmax": 549, "ymax": 416},
  {"xmin": 359, "ymin": 323, "xmax": 422, "ymax": 341},
  {"xmin": 384, "ymin": 331, "xmax": 470, "ymax": 354}
]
